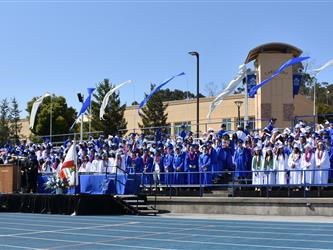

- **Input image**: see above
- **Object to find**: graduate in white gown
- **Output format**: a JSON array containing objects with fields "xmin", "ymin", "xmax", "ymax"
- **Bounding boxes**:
[
  {"xmin": 274, "ymin": 145, "xmax": 288, "ymax": 185},
  {"xmin": 252, "ymin": 147, "xmax": 263, "ymax": 188},
  {"xmin": 287, "ymin": 145, "xmax": 302, "ymax": 186},
  {"xmin": 314, "ymin": 142, "xmax": 330, "ymax": 185},
  {"xmin": 301, "ymin": 144, "xmax": 315, "ymax": 189},
  {"xmin": 262, "ymin": 147, "xmax": 275, "ymax": 186}
]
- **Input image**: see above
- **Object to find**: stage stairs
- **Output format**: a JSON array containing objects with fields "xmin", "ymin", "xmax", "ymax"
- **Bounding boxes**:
[{"xmin": 117, "ymin": 194, "xmax": 159, "ymax": 216}]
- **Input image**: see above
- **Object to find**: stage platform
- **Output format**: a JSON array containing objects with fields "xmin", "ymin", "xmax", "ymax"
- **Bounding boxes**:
[{"xmin": 0, "ymin": 194, "xmax": 136, "ymax": 215}]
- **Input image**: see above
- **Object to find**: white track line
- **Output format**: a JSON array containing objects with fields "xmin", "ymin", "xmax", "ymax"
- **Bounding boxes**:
[
  {"xmin": 3, "ymin": 222, "xmax": 333, "ymax": 246},
  {"xmin": 5, "ymin": 233, "xmax": 330, "ymax": 250},
  {"xmin": 6, "ymin": 234, "xmax": 175, "ymax": 250},
  {"xmin": 0, "ymin": 244, "xmax": 41, "ymax": 250},
  {"xmin": 3, "ymin": 213, "xmax": 333, "ymax": 228},
  {"xmin": 0, "ymin": 216, "xmax": 331, "ymax": 232},
  {"xmin": 1, "ymin": 222, "xmax": 139, "ymax": 237},
  {"xmin": 1, "ymin": 219, "xmax": 333, "ymax": 239}
]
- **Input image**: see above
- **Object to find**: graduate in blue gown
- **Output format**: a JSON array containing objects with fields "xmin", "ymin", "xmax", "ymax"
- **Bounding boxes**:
[
  {"xmin": 217, "ymin": 123, "xmax": 227, "ymax": 139},
  {"xmin": 221, "ymin": 139, "xmax": 233, "ymax": 171},
  {"xmin": 142, "ymin": 149, "xmax": 153, "ymax": 185},
  {"xmin": 185, "ymin": 145, "xmax": 199, "ymax": 184},
  {"xmin": 163, "ymin": 144, "xmax": 174, "ymax": 185},
  {"xmin": 199, "ymin": 145, "xmax": 212, "ymax": 185},
  {"xmin": 207, "ymin": 141, "xmax": 218, "ymax": 180},
  {"xmin": 215, "ymin": 141, "xmax": 223, "ymax": 177},
  {"xmin": 234, "ymin": 139, "xmax": 249, "ymax": 179},
  {"xmin": 173, "ymin": 146, "xmax": 185, "ymax": 184},
  {"xmin": 178, "ymin": 124, "xmax": 187, "ymax": 140},
  {"xmin": 131, "ymin": 149, "xmax": 144, "ymax": 173}
]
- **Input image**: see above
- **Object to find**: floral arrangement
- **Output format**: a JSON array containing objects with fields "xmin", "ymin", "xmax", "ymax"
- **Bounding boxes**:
[{"xmin": 44, "ymin": 174, "xmax": 69, "ymax": 193}]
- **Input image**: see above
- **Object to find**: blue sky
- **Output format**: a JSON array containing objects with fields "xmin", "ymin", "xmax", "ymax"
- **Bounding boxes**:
[{"xmin": 0, "ymin": 0, "xmax": 332, "ymax": 117}]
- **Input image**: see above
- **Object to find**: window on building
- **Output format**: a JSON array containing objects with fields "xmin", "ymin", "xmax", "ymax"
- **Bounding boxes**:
[
  {"xmin": 174, "ymin": 122, "xmax": 191, "ymax": 137},
  {"xmin": 221, "ymin": 118, "xmax": 232, "ymax": 131},
  {"xmin": 237, "ymin": 117, "xmax": 256, "ymax": 130}
]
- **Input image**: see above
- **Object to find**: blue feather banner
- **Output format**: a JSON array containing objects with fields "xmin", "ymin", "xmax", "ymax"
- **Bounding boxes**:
[
  {"xmin": 249, "ymin": 57, "xmax": 310, "ymax": 98},
  {"xmin": 138, "ymin": 72, "xmax": 185, "ymax": 111},
  {"xmin": 70, "ymin": 87, "xmax": 95, "ymax": 131}
]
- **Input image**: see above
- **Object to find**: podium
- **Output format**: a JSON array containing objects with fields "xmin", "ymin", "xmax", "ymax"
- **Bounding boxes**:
[{"xmin": 0, "ymin": 164, "xmax": 20, "ymax": 193}]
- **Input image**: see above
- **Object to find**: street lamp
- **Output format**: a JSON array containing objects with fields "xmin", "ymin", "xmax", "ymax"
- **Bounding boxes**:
[
  {"xmin": 189, "ymin": 51, "xmax": 200, "ymax": 138},
  {"xmin": 77, "ymin": 93, "xmax": 84, "ymax": 142},
  {"xmin": 234, "ymin": 101, "xmax": 243, "ymax": 126}
]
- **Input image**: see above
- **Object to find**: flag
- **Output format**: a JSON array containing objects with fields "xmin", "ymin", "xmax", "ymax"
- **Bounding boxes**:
[
  {"xmin": 313, "ymin": 59, "xmax": 333, "ymax": 75},
  {"xmin": 246, "ymin": 73, "xmax": 256, "ymax": 98},
  {"xmin": 61, "ymin": 143, "xmax": 77, "ymax": 169},
  {"xmin": 59, "ymin": 142, "xmax": 77, "ymax": 182},
  {"xmin": 29, "ymin": 93, "xmax": 51, "ymax": 129},
  {"xmin": 138, "ymin": 72, "xmax": 185, "ymax": 112},
  {"xmin": 207, "ymin": 64, "xmax": 247, "ymax": 119},
  {"xmin": 249, "ymin": 56, "xmax": 310, "ymax": 98},
  {"xmin": 293, "ymin": 73, "xmax": 302, "ymax": 97},
  {"xmin": 70, "ymin": 88, "xmax": 95, "ymax": 131},
  {"xmin": 100, "ymin": 80, "xmax": 132, "ymax": 120}
]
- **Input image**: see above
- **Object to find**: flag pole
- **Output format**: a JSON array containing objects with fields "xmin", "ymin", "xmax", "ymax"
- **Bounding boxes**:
[
  {"xmin": 80, "ymin": 113, "xmax": 83, "ymax": 142},
  {"xmin": 244, "ymin": 72, "xmax": 248, "ymax": 127},
  {"xmin": 313, "ymin": 78, "xmax": 317, "ymax": 125},
  {"xmin": 74, "ymin": 137, "xmax": 77, "ymax": 195},
  {"xmin": 50, "ymin": 94, "xmax": 53, "ymax": 143},
  {"xmin": 89, "ymin": 102, "xmax": 91, "ymax": 135}
]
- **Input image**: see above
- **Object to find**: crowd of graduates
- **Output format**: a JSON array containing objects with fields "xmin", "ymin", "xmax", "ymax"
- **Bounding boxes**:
[{"xmin": 1, "ymin": 119, "xmax": 333, "ymax": 192}]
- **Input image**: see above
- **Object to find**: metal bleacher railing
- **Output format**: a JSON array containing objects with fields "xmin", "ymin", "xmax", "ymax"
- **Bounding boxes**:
[{"xmin": 136, "ymin": 168, "xmax": 333, "ymax": 198}]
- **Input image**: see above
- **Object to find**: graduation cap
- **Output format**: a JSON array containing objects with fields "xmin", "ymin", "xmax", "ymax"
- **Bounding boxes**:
[{"xmin": 287, "ymin": 136, "xmax": 294, "ymax": 143}]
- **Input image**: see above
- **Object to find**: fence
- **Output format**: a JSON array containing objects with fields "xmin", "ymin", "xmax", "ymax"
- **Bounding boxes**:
[
  {"xmin": 38, "ymin": 169, "xmax": 333, "ymax": 199},
  {"xmin": 293, "ymin": 113, "xmax": 333, "ymax": 128},
  {"xmin": 31, "ymin": 131, "xmax": 104, "ymax": 146}
]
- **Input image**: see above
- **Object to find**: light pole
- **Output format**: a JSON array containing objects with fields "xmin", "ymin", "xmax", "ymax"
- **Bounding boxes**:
[
  {"xmin": 50, "ymin": 94, "xmax": 52, "ymax": 143},
  {"xmin": 189, "ymin": 51, "xmax": 200, "ymax": 138},
  {"xmin": 234, "ymin": 101, "xmax": 243, "ymax": 126},
  {"xmin": 77, "ymin": 93, "xmax": 84, "ymax": 142}
]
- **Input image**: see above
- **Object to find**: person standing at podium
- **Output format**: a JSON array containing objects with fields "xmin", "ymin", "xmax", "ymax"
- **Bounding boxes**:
[{"xmin": 27, "ymin": 151, "xmax": 39, "ymax": 193}]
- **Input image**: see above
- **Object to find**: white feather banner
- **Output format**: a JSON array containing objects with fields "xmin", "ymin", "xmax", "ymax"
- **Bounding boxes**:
[
  {"xmin": 29, "ymin": 93, "xmax": 51, "ymax": 129},
  {"xmin": 313, "ymin": 59, "xmax": 333, "ymax": 75},
  {"xmin": 207, "ymin": 64, "xmax": 247, "ymax": 119},
  {"xmin": 99, "ymin": 80, "xmax": 132, "ymax": 120}
]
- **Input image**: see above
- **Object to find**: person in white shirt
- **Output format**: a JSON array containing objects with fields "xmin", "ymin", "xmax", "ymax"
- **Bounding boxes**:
[
  {"xmin": 262, "ymin": 147, "xmax": 275, "ymax": 186},
  {"xmin": 274, "ymin": 145, "xmax": 288, "ymax": 185},
  {"xmin": 252, "ymin": 147, "xmax": 263, "ymax": 190},
  {"xmin": 153, "ymin": 150, "xmax": 163, "ymax": 190},
  {"xmin": 301, "ymin": 144, "xmax": 315, "ymax": 190},
  {"xmin": 288, "ymin": 145, "xmax": 302, "ymax": 187},
  {"xmin": 41, "ymin": 158, "xmax": 53, "ymax": 174},
  {"xmin": 314, "ymin": 142, "xmax": 330, "ymax": 185}
]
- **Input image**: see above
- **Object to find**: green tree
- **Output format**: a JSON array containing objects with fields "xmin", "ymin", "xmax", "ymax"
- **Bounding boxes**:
[
  {"xmin": 9, "ymin": 97, "xmax": 22, "ymax": 143},
  {"xmin": 157, "ymin": 88, "xmax": 204, "ymax": 102},
  {"xmin": 91, "ymin": 79, "xmax": 127, "ymax": 136},
  {"xmin": 0, "ymin": 98, "xmax": 10, "ymax": 145},
  {"xmin": 139, "ymin": 84, "xmax": 169, "ymax": 134},
  {"xmin": 26, "ymin": 95, "xmax": 77, "ymax": 137}
]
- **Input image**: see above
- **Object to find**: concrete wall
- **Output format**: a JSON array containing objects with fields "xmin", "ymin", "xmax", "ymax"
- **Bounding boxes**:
[{"xmin": 148, "ymin": 197, "xmax": 333, "ymax": 216}]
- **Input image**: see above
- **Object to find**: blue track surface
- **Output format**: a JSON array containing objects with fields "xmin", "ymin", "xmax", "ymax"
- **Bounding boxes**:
[{"xmin": 0, "ymin": 213, "xmax": 333, "ymax": 249}]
